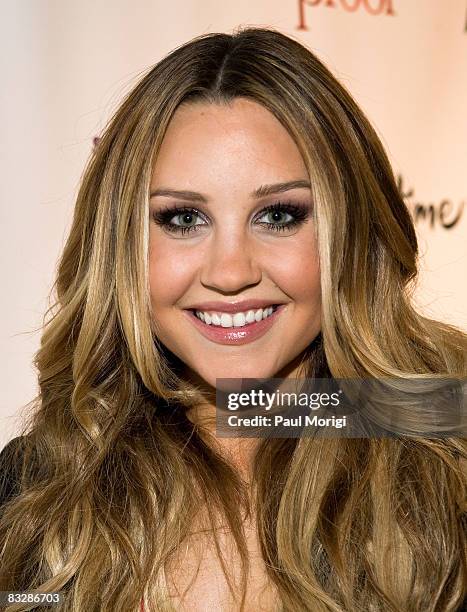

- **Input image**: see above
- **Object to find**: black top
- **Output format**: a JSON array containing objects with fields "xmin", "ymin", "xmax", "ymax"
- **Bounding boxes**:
[{"xmin": 1, "ymin": 437, "xmax": 466, "ymax": 611}]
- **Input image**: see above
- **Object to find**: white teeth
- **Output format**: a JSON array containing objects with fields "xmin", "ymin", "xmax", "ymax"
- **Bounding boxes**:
[
  {"xmin": 195, "ymin": 306, "xmax": 275, "ymax": 328},
  {"xmin": 232, "ymin": 312, "xmax": 246, "ymax": 327},
  {"xmin": 245, "ymin": 310, "xmax": 255, "ymax": 323},
  {"xmin": 220, "ymin": 313, "xmax": 232, "ymax": 327}
]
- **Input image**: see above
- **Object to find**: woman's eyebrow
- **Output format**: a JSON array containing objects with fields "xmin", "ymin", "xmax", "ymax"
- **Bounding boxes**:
[{"xmin": 149, "ymin": 180, "xmax": 311, "ymax": 202}]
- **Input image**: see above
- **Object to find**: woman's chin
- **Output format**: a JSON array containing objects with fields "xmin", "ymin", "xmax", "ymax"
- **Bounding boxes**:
[{"xmin": 192, "ymin": 367, "xmax": 278, "ymax": 390}]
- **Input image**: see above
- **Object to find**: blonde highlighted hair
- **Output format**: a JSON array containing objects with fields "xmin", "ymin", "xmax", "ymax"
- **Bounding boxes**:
[{"xmin": 1, "ymin": 27, "xmax": 466, "ymax": 611}]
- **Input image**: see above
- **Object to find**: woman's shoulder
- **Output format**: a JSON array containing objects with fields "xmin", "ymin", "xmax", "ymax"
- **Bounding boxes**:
[{"xmin": 0, "ymin": 435, "xmax": 27, "ymax": 510}]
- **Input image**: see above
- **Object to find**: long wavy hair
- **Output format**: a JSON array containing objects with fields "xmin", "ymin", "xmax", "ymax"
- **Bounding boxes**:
[{"xmin": 1, "ymin": 27, "xmax": 466, "ymax": 612}]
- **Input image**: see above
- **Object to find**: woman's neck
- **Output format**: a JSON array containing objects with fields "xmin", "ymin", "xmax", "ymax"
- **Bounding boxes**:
[{"xmin": 186, "ymin": 400, "xmax": 261, "ymax": 483}]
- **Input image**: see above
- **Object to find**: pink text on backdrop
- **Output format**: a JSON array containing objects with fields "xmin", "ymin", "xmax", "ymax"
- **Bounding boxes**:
[{"xmin": 297, "ymin": 0, "xmax": 396, "ymax": 30}]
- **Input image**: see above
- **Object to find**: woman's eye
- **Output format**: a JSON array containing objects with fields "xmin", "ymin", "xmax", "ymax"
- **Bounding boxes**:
[
  {"xmin": 152, "ymin": 208, "xmax": 207, "ymax": 235},
  {"xmin": 151, "ymin": 201, "xmax": 310, "ymax": 236},
  {"xmin": 255, "ymin": 202, "xmax": 310, "ymax": 233},
  {"xmin": 257, "ymin": 209, "xmax": 294, "ymax": 228},
  {"xmin": 169, "ymin": 211, "xmax": 205, "ymax": 232}
]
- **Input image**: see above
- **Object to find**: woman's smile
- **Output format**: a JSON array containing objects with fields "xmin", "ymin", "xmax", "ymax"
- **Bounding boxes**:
[{"xmin": 182, "ymin": 303, "xmax": 288, "ymax": 345}]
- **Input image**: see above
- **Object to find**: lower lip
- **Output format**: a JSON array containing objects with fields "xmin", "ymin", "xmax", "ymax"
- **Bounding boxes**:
[{"xmin": 183, "ymin": 305, "xmax": 287, "ymax": 345}]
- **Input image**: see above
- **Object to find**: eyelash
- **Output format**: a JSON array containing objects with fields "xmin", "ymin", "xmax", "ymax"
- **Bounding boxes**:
[{"xmin": 151, "ymin": 201, "xmax": 310, "ymax": 236}]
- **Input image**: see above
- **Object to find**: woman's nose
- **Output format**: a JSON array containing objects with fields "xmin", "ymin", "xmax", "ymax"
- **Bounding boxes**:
[{"xmin": 199, "ymin": 231, "xmax": 262, "ymax": 293}]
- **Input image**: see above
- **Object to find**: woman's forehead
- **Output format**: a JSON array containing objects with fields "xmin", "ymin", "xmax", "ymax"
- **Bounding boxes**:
[{"xmin": 150, "ymin": 99, "xmax": 309, "ymax": 195}]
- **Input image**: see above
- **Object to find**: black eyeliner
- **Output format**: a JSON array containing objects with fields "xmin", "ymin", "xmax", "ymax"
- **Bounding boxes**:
[
  {"xmin": 151, "ymin": 204, "xmax": 204, "ymax": 226},
  {"xmin": 151, "ymin": 199, "xmax": 311, "ymax": 235}
]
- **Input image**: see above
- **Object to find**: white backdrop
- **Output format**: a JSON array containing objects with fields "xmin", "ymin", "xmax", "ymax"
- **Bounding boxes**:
[{"xmin": 1, "ymin": 0, "xmax": 466, "ymax": 448}]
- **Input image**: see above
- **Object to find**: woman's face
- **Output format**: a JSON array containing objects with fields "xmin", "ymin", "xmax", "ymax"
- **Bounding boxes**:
[{"xmin": 148, "ymin": 98, "xmax": 321, "ymax": 389}]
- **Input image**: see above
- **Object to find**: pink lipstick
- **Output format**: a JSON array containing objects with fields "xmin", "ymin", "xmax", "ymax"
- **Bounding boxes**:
[{"xmin": 183, "ymin": 304, "xmax": 287, "ymax": 345}]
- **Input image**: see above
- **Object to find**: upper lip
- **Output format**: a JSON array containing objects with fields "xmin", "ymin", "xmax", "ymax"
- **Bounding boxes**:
[{"xmin": 185, "ymin": 299, "xmax": 283, "ymax": 314}]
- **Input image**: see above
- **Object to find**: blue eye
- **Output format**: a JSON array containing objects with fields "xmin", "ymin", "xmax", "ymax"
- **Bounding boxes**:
[
  {"xmin": 151, "ymin": 201, "xmax": 310, "ymax": 236},
  {"xmin": 256, "ymin": 203, "xmax": 309, "ymax": 232},
  {"xmin": 163, "ymin": 210, "xmax": 206, "ymax": 234}
]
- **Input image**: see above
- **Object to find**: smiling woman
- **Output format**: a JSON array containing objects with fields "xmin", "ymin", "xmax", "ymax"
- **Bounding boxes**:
[
  {"xmin": 148, "ymin": 99, "xmax": 321, "ymax": 387},
  {"xmin": 0, "ymin": 26, "xmax": 466, "ymax": 612}
]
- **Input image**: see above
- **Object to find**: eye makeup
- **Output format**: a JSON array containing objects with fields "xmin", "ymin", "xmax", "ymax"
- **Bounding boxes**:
[{"xmin": 151, "ymin": 200, "xmax": 311, "ymax": 236}]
